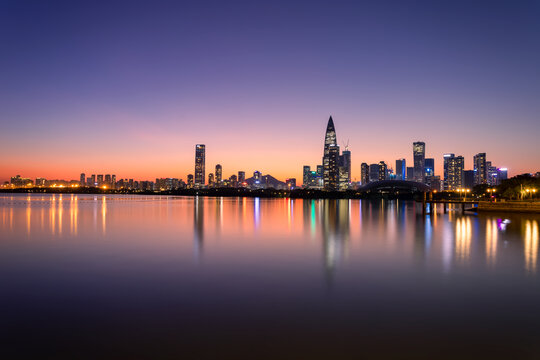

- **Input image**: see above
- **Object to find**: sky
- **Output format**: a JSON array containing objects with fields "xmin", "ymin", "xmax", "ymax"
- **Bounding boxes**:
[{"xmin": 1, "ymin": 0, "xmax": 539, "ymax": 184}]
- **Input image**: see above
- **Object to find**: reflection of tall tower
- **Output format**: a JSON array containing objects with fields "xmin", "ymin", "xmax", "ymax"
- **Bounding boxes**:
[
  {"xmin": 193, "ymin": 197, "xmax": 204, "ymax": 261},
  {"xmin": 195, "ymin": 144, "xmax": 205, "ymax": 187},
  {"xmin": 322, "ymin": 117, "xmax": 339, "ymax": 190},
  {"xmin": 320, "ymin": 199, "xmax": 350, "ymax": 284}
]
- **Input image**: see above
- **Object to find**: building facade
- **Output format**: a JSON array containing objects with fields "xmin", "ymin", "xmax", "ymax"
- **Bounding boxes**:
[
  {"xmin": 413, "ymin": 141, "xmax": 425, "ymax": 183},
  {"xmin": 195, "ymin": 144, "xmax": 205, "ymax": 186}
]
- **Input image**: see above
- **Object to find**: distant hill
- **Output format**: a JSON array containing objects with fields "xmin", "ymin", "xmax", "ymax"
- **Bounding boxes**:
[{"xmin": 245, "ymin": 174, "xmax": 287, "ymax": 189}]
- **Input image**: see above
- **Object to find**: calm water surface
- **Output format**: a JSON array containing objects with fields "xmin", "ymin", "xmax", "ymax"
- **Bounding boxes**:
[{"xmin": 1, "ymin": 194, "xmax": 540, "ymax": 359}]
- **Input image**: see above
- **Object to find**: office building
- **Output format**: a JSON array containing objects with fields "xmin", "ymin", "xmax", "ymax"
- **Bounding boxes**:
[
  {"xmin": 395, "ymin": 159, "xmax": 406, "ymax": 180},
  {"xmin": 444, "ymin": 154, "xmax": 464, "ymax": 190},
  {"xmin": 413, "ymin": 141, "xmax": 425, "ymax": 183},
  {"xmin": 424, "ymin": 158, "xmax": 434, "ymax": 178},
  {"xmin": 497, "ymin": 168, "xmax": 508, "ymax": 183},
  {"xmin": 369, "ymin": 164, "xmax": 379, "ymax": 183},
  {"xmin": 187, "ymin": 174, "xmax": 194, "ymax": 188},
  {"xmin": 463, "ymin": 170, "xmax": 475, "ymax": 189},
  {"xmin": 406, "ymin": 167, "xmax": 414, "ymax": 181},
  {"xmin": 378, "ymin": 161, "xmax": 387, "ymax": 181},
  {"xmin": 322, "ymin": 116, "xmax": 339, "ymax": 190},
  {"xmin": 208, "ymin": 173, "xmax": 214, "ymax": 186},
  {"xmin": 473, "ymin": 153, "xmax": 487, "ymax": 185},
  {"xmin": 195, "ymin": 144, "xmax": 205, "ymax": 186},
  {"xmin": 80, "ymin": 173, "xmax": 85, "ymax": 186},
  {"xmin": 238, "ymin": 171, "xmax": 245, "ymax": 184},
  {"xmin": 361, "ymin": 163, "xmax": 369, "ymax": 185},
  {"xmin": 338, "ymin": 150, "xmax": 351, "ymax": 190},
  {"xmin": 303, "ymin": 166, "xmax": 311, "ymax": 187},
  {"xmin": 215, "ymin": 164, "xmax": 222, "ymax": 184}
]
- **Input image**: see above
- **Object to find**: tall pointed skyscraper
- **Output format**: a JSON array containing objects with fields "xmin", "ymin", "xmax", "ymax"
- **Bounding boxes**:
[{"xmin": 322, "ymin": 116, "xmax": 339, "ymax": 190}]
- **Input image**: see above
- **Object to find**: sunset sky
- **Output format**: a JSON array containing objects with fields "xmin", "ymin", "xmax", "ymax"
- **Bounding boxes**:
[{"xmin": 1, "ymin": 0, "xmax": 539, "ymax": 184}]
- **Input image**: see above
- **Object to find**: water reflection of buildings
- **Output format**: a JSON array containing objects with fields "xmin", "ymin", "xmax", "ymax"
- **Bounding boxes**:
[
  {"xmin": 524, "ymin": 220, "xmax": 539, "ymax": 274},
  {"xmin": 320, "ymin": 199, "xmax": 350, "ymax": 283},
  {"xmin": 485, "ymin": 219, "xmax": 498, "ymax": 267},
  {"xmin": 455, "ymin": 217, "xmax": 472, "ymax": 264},
  {"xmin": 193, "ymin": 196, "xmax": 204, "ymax": 261}
]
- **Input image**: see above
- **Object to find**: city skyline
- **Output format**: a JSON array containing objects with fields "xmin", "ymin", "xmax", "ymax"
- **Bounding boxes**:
[
  {"xmin": 1, "ymin": 1, "xmax": 539, "ymax": 183},
  {"xmin": 4, "ymin": 117, "xmax": 517, "ymax": 190}
]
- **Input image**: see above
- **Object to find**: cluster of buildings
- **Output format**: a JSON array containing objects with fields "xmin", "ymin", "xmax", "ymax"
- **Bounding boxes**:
[
  {"xmin": 357, "ymin": 145, "xmax": 507, "ymax": 191},
  {"xmin": 301, "ymin": 116, "xmax": 509, "ymax": 192},
  {"xmin": 302, "ymin": 117, "xmax": 351, "ymax": 191},
  {"xmin": 191, "ymin": 144, "xmax": 294, "ymax": 190},
  {"xmin": 3, "ymin": 116, "xmax": 525, "ymax": 193}
]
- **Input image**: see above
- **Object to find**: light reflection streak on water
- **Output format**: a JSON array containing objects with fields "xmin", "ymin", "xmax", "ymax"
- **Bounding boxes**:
[
  {"xmin": 524, "ymin": 220, "xmax": 539, "ymax": 274},
  {"xmin": 26, "ymin": 195, "xmax": 31, "ymax": 236},
  {"xmin": 101, "ymin": 196, "xmax": 107, "ymax": 235},
  {"xmin": 254, "ymin": 197, "xmax": 260, "ymax": 230},
  {"xmin": 486, "ymin": 219, "xmax": 498, "ymax": 267},
  {"xmin": 455, "ymin": 217, "xmax": 472, "ymax": 264}
]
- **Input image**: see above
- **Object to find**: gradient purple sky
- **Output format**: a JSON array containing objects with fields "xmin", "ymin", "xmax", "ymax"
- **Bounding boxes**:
[{"xmin": 1, "ymin": 0, "xmax": 539, "ymax": 183}]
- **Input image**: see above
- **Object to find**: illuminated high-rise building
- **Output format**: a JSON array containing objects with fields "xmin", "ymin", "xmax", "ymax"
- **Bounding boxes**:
[
  {"xmin": 215, "ymin": 164, "xmax": 222, "ymax": 184},
  {"xmin": 238, "ymin": 171, "xmax": 245, "ymax": 184},
  {"xmin": 444, "ymin": 154, "xmax": 464, "ymax": 190},
  {"xmin": 97, "ymin": 174, "xmax": 104, "ymax": 185},
  {"xmin": 80, "ymin": 173, "xmax": 85, "ymax": 186},
  {"xmin": 229, "ymin": 175, "xmax": 238, "ymax": 187},
  {"xmin": 395, "ymin": 159, "xmax": 406, "ymax": 180},
  {"xmin": 208, "ymin": 173, "xmax": 214, "ymax": 186},
  {"xmin": 378, "ymin": 161, "xmax": 387, "ymax": 181},
  {"xmin": 369, "ymin": 164, "xmax": 379, "ymax": 183},
  {"xmin": 424, "ymin": 158, "xmax": 434, "ymax": 178},
  {"xmin": 497, "ymin": 168, "xmax": 508, "ymax": 184},
  {"xmin": 473, "ymin": 153, "xmax": 487, "ymax": 185},
  {"xmin": 187, "ymin": 174, "xmax": 194, "ymax": 188},
  {"xmin": 303, "ymin": 166, "xmax": 311, "ymax": 187},
  {"xmin": 413, "ymin": 141, "xmax": 425, "ymax": 183},
  {"xmin": 105, "ymin": 174, "xmax": 111, "ymax": 186},
  {"xmin": 322, "ymin": 116, "xmax": 339, "ymax": 190},
  {"xmin": 360, "ymin": 163, "xmax": 369, "ymax": 185},
  {"xmin": 338, "ymin": 150, "xmax": 351, "ymax": 190},
  {"xmin": 91, "ymin": 174, "xmax": 96, "ymax": 187},
  {"xmin": 195, "ymin": 144, "xmax": 205, "ymax": 186},
  {"xmin": 111, "ymin": 175, "xmax": 116, "ymax": 189}
]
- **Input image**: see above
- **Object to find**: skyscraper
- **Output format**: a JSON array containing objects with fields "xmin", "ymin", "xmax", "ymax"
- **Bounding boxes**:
[
  {"xmin": 80, "ymin": 173, "xmax": 85, "ymax": 186},
  {"xmin": 187, "ymin": 174, "xmax": 194, "ymax": 188},
  {"xmin": 443, "ymin": 154, "xmax": 454, "ymax": 190},
  {"xmin": 322, "ymin": 116, "xmax": 339, "ymax": 190},
  {"xmin": 215, "ymin": 164, "xmax": 222, "ymax": 184},
  {"xmin": 395, "ymin": 159, "xmax": 406, "ymax": 180},
  {"xmin": 338, "ymin": 150, "xmax": 351, "ymax": 190},
  {"xmin": 303, "ymin": 166, "xmax": 311, "ymax": 187},
  {"xmin": 378, "ymin": 161, "xmax": 387, "ymax": 181},
  {"xmin": 369, "ymin": 164, "xmax": 379, "ymax": 183},
  {"xmin": 195, "ymin": 144, "xmax": 205, "ymax": 186},
  {"xmin": 238, "ymin": 171, "xmax": 245, "ymax": 184},
  {"xmin": 360, "ymin": 163, "xmax": 369, "ymax": 185},
  {"xmin": 406, "ymin": 167, "xmax": 414, "ymax": 181},
  {"xmin": 497, "ymin": 168, "xmax": 508, "ymax": 184},
  {"xmin": 413, "ymin": 141, "xmax": 425, "ymax": 183},
  {"xmin": 208, "ymin": 173, "xmax": 214, "ymax": 186},
  {"xmin": 424, "ymin": 158, "xmax": 434, "ymax": 178},
  {"xmin": 473, "ymin": 153, "xmax": 487, "ymax": 185},
  {"xmin": 444, "ymin": 154, "xmax": 464, "ymax": 190}
]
